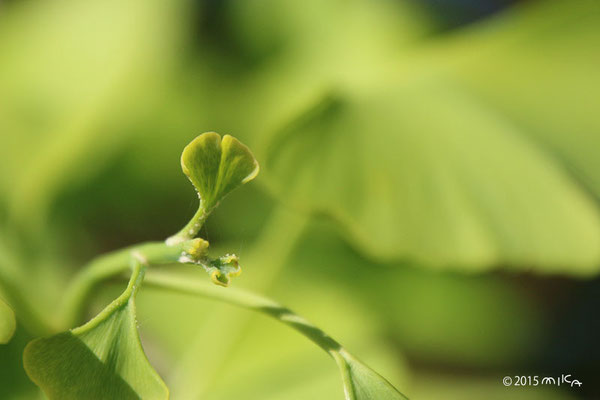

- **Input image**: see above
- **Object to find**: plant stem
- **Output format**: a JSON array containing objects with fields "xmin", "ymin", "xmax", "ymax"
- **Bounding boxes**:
[
  {"xmin": 143, "ymin": 270, "xmax": 342, "ymax": 355},
  {"xmin": 166, "ymin": 204, "xmax": 209, "ymax": 245},
  {"xmin": 71, "ymin": 252, "xmax": 147, "ymax": 334},
  {"xmin": 143, "ymin": 270, "xmax": 408, "ymax": 400},
  {"xmin": 60, "ymin": 241, "xmax": 188, "ymax": 328},
  {"xmin": 169, "ymin": 206, "xmax": 308, "ymax": 399}
]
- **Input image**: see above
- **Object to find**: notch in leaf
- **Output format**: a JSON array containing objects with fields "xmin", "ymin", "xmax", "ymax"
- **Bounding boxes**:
[
  {"xmin": 24, "ymin": 256, "xmax": 168, "ymax": 400},
  {"xmin": 167, "ymin": 132, "xmax": 259, "ymax": 245}
]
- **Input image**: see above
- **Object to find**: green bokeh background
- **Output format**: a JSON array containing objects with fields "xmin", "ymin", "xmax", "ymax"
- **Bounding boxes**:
[{"xmin": 1, "ymin": 0, "xmax": 598, "ymax": 398}]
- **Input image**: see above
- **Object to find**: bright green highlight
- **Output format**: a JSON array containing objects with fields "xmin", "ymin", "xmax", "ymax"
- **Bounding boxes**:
[
  {"xmin": 0, "ymin": 297, "xmax": 16, "ymax": 344},
  {"xmin": 168, "ymin": 132, "xmax": 259, "ymax": 244},
  {"xmin": 24, "ymin": 255, "xmax": 168, "ymax": 400}
]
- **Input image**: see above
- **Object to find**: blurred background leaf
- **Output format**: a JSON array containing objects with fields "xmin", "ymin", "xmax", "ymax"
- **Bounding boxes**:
[
  {"xmin": 1, "ymin": 0, "xmax": 599, "ymax": 399},
  {"xmin": 0, "ymin": 297, "xmax": 16, "ymax": 344},
  {"xmin": 263, "ymin": 83, "xmax": 600, "ymax": 273},
  {"xmin": 0, "ymin": 0, "xmax": 181, "ymax": 228}
]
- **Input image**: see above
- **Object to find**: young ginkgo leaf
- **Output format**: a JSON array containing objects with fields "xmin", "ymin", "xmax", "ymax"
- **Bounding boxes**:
[
  {"xmin": 0, "ymin": 297, "xmax": 16, "ymax": 344},
  {"xmin": 168, "ymin": 132, "xmax": 259, "ymax": 244},
  {"xmin": 24, "ymin": 258, "xmax": 168, "ymax": 400}
]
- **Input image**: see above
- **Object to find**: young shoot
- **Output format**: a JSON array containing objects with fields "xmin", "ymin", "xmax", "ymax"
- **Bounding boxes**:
[{"xmin": 22, "ymin": 132, "xmax": 407, "ymax": 400}]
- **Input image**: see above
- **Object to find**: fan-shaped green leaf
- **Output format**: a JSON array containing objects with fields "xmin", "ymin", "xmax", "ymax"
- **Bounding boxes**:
[
  {"xmin": 182, "ymin": 132, "xmax": 259, "ymax": 213},
  {"xmin": 264, "ymin": 86, "xmax": 600, "ymax": 274},
  {"xmin": 24, "ymin": 260, "xmax": 168, "ymax": 400},
  {"xmin": 0, "ymin": 297, "xmax": 16, "ymax": 344},
  {"xmin": 443, "ymin": 0, "xmax": 600, "ymax": 197},
  {"xmin": 168, "ymin": 132, "xmax": 259, "ymax": 244}
]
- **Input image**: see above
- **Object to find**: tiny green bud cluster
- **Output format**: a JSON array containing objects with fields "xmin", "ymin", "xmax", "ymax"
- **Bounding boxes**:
[{"xmin": 166, "ymin": 132, "xmax": 259, "ymax": 287}]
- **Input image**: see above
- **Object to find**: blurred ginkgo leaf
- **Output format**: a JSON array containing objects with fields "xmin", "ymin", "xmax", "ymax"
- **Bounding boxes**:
[
  {"xmin": 264, "ymin": 82, "xmax": 600, "ymax": 274},
  {"xmin": 442, "ymin": 0, "xmax": 600, "ymax": 196},
  {"xmin": 0, "ymin": 298, "xmax": 16, "ymax": 344}
]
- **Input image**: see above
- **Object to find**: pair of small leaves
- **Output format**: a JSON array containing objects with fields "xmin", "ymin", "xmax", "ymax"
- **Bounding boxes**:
[
  {"xmin": 0, "ymin": 297, "xmax": 16, "ymax": 344},
  {"xmin": 168, "ymin": 132, "xmax": 260, "ymax": 244},
  {"xmin": 24, "ymin": 259, "xmax": 168, "ymax": 400},
  {"xmin": 181, "ymin": 132, "xmax": 260, "ymax": 213}
]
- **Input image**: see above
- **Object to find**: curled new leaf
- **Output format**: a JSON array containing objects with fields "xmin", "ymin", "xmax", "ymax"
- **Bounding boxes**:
[
  {"xmin": 204, "ymin": 254, "xmax": 241, "ymax": 287},
  {"xmin": 168, "ymin": 132, "xmax": 259, "ymax": 244},
  {"xmin": 179, "ymin": 240, "xmax": 241, "ymax": 287},
  {"xmin": 0, "ymin": 297, "xmax": 16, "ymax": 344},
  {"xmin": 24, "ymin": 259, "xmax": 168, "ymax": 400}
]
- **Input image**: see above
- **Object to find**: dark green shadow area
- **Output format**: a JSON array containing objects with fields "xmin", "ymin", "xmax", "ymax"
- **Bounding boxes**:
[
  {"xmin": 0, "ymin": 325, "xmax": 38, "ymax": 399},
  {"xmin": 23, "ymin": 332, "xmax": 139, "ymax": 400}
]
